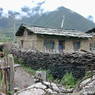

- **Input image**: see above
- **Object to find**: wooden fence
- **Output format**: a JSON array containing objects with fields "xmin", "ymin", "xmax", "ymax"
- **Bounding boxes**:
[{"xmin": 0, "ymin": 54, "xmax": 20, "ymax": 95}]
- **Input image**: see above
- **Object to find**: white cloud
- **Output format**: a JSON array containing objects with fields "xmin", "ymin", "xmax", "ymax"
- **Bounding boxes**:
[
  {"xmin": 61, "ymin": 0, "xmax": 95, "ymax": 22},
  {"xmin": 41, "ymin": 0, "xmax": 65, "ymax": 12},
  {"xmin": 0, "ymin": 0, "xmax": 34, "ymax": 11},
  {"xmin": 0, "ymin": 0, "xmax": 40, "ymax": 17}
]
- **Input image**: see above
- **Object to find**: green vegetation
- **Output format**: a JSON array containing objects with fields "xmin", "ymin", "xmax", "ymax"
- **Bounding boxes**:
[
  {"xmin": 46, "ymin": 71, "xmax": 77, "ymax": 88},
  {"xmin": 47, "ymin": 72, "xmax": 54, "ymax": 81},
  {"xmin": 31, "ymin": 7, "xmax": 95, "ymax": 32},
  {"xmin": 85, "ymin": 71, "xmax": 93, "ymax": 78},
  {"xmin": 14, "ymin": 57, "xmax": 36, "ymax": 75},
  {"xmin": 22, "ymin": 65, "xmax": 36, "ymax": 75},
  {"xmin": 0, "ymin": 32, "xmax": 13, "ymax": 42},
  {"xmin": 14, "ymin": 57, "xmax": 78, "ymax": 88},
  {"xmin": 79, "ymin": 71, "xmax": 94, "ymax": 84},
  {"xmin": 14, "ymin": 57, "xmax": 23, "ymax": 65},
  {"xmin": 60, "ymin": 72, "xmax": 76, "ymax": 88},
  {"xmin": 7, "ymin": 90, "xmax": 14, "ymax": 95}
]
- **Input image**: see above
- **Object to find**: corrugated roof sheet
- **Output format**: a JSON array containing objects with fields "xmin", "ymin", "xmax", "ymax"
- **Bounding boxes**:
[{"xmin": 17, "ymin": 25, "xmax": 92, "ymax": 38}]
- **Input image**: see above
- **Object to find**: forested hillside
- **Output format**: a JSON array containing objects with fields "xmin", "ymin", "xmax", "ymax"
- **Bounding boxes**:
[{"xmin": 0, "ymin": 7, "xmax": 95, "ymax": 40}]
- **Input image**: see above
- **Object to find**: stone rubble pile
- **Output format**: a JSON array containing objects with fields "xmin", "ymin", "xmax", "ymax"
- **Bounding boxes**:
[
  {"xmin": 10, "ymin": 48, "xmax": 95, "ymax": 95},
  {"xmin": 11, "ymin": 48, "xmax": 95, "ymax": 79},
  {"xmin": 15, "ymin": 81, "xmax": 72, "ymax": 95},
  {"xmin": 15, "ymin": 77, "xmax": 95, "ymax": 95},
  {"xmin": 79, "ymin": 75, "xmax": 95, "ymax": 95}
]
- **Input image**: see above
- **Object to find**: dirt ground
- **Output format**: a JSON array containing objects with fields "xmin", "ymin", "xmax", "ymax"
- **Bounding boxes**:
[{"xmin": 14, "ymin": 67, "xmax": 34, "ymax": 90}]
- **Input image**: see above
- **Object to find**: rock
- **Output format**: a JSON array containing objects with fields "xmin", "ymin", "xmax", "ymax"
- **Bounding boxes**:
[
  {"xmin": 15, "ymin": 81, "xmax": 65, "ymax": 95},
  {"xmin": 79, "ymin": 75, "xmax": 95, "ymax": 95},
  {"xmin": 28, "ymin": 82, "xmax": 47, "ymax": 89},
  {"xmin": 34, "ymin": 71, "xmax": 46, "ymax": 82},
  {"xmin": 0, "ymin": 92, "xmax": 6, "ymax": 95},
  {"xmin": 11, "ymin": 48, "xmax": 95, "ymax": 95},
  {"xmin": 15, "ymin": 75, "xmax": 95, "ymax": 95},
  {"xmin": 14, "ymin": 87, "xmax": 20, "ymax": 92},
  {"xmin": 14, "ymin": 67, "xmax": 34, "ymax": 89},
  {"xmin": 43, "ymin": 81, "xmax": 60, "ymax": 91},
  {"xmin": 16, "ymin": 88, "xmax": 45, "ymax": 95}
]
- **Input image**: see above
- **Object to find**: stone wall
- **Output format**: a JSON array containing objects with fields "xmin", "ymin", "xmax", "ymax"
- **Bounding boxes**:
[{"xmin": 11, "ymin": 49, "xmax": 95, "ymax": 79}]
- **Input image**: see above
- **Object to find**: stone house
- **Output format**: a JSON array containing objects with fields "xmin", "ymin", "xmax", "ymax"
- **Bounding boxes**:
[
  {"xmin": 16, "ymin": 24, "xmax": 92, "ymax": 53},
  {"xmin": 86, "ymin": 28, "xmax": 95, "ymax": 52}
]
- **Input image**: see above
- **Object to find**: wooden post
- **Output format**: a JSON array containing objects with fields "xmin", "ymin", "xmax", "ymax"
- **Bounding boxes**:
[{"xmin": 8, "ymin": 54, "xmax": 14, "ymax": 95}]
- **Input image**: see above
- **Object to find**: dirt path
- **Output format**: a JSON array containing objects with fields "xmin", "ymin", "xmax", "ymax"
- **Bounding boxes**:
[{"xmin": 14, "ymin": 67, "xmax": 34, "ymax": 89}]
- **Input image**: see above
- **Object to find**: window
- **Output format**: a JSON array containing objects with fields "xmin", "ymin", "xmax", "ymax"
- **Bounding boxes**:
[
  {"xmin": 90, "ymin": 43, "xmax": 93, "ymax": 51},
  {"xmin": 24, "ymin": 30, "xmax": 28, "ymax": 36},
  {"xmin": 44, "ymin": 39, "xmax": 55, "ymax": 52},
  {"xmin": 90, "ymin": 42, "xmax": 95, "ymax": 51},
  {"xmin": 73, "ymin": 41, "xmax": 80, "ymax": 51},
  {"xmin": 58, "ymin": 40, "xmax": 65, "ymax": 52},
  {"xmin": 21, "ymin": 40, "xmax": 24, "ymax": 48}
]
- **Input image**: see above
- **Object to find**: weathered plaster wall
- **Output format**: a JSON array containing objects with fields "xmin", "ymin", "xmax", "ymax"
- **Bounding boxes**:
[
  {"xmin": 17, "ymin": 34, "xmax": 37, "ymax": 50},
  {"xmin": 80, "ymin": 39, "xmax": 90, "ymax": 51},
  {"xmin": 17, "ymin": 34, "xmax": 90, "ymax": 53},
  {"xmin": 65, "ymin": 40, "xmax": 74, "ymax": 53}
]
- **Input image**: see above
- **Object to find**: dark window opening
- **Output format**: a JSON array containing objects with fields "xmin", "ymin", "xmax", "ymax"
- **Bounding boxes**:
[
  {"xmin": 21, "ymin": 40, "xmax": 24, "ymax": 48},
  {"xmin": 90, "ymin": 42, "xmax": 95, "ymax": 51},
  {"xmin": 58, "ymin": 40, "xmax": 65, "ymax": 52},
  {"xmin": 90, "ymin": 43, "xmax": 92, "ymax": 51},
  {"xmin": 44, "ymin": 40, "xmax": 55, "ymax": 52},
  {"xmin": 73, "ymin": 41, "xmax": 80, "ymax": 51}
]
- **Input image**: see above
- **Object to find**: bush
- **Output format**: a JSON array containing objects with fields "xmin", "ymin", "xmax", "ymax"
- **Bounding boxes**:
[
  {"xmin": 14, "ymin": 56, "xmax": 24, "ymax": 65},
  {"xmin": 60, "ymin": 72, "xmax": 76, "ymax": 88},
  {"xmin": 47, "ymin": 73, "xmax": 54, "ymax": 81}
]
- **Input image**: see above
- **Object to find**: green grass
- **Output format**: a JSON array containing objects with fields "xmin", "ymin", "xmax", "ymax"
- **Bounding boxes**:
[
  {"xmin": 47, "ymin": 72, "xmax": 54, "ymax": 81},
  {"xmin": 14, "ymin": 56, "xmax": 36, "ymax": 75},
  {"xmin": 22, "ymin": 64, "xmax": 36, "ymax": 75},
  {"xmin": 22, "ymin": 65, "xmax": 55, "ymax": 82},
  {"xmin": 60, "ymin": 72, "xmax": 76, "ymax": 88}
]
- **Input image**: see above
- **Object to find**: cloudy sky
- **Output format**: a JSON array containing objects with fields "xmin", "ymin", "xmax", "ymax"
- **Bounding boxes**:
[{"xmin": 0, "ymin": 0, "xmax": 95, "ymax": 22}]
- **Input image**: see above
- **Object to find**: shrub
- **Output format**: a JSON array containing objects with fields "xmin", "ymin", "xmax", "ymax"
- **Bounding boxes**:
[
  {"xmin": 47, "ymin": 73, "xmax": 54, "ymax": 81},
  {"xmin": 60, "ymin": 72, "xmax": 76, "ymax": 88},
  {"xmin": 14, "ymin": 56, "xmax": 24, "ymax": 65}
]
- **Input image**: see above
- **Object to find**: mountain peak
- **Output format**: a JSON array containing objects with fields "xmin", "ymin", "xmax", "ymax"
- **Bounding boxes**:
[{"xmin": 0, "ymin": 6, "xmax": 95, "ymax": 38}]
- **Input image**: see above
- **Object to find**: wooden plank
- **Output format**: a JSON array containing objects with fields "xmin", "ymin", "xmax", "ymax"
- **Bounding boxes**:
[
  {"xmin": 8, "ymin": 54, "xmax": 14, "ymax": 95},
  {"xmin": 0, "ymin": 64, "xmax": 21, "ymax": 70}
]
